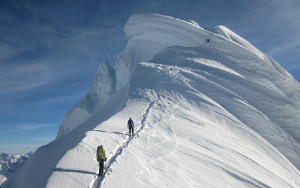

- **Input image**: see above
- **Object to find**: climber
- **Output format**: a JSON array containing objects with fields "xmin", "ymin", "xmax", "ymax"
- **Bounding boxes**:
[
  {"xmin": 127, "ymin": 118, "xmax": 135, "ymax": 136},
  {"xmin": 207, "ymin": 38, "xmax": 210, "ymax": 43},
  {"xmin": 96, "ymin": 145, "xmax": 107, "ymax": 176}
]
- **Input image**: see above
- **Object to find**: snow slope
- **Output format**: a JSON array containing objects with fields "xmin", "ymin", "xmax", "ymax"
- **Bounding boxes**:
[
  {"xmin": 3, "ymin": 14, "xmax": 300, "ymax": 188},
  {"xmin": 57, "ymin": 60, "xmax": 116, "ymax": 137}
]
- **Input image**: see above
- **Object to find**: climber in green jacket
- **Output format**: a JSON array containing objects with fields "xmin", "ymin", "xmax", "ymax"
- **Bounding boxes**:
[{"xmin": 96, "ymin": 145, "xmax": 107, "ymax": 176}]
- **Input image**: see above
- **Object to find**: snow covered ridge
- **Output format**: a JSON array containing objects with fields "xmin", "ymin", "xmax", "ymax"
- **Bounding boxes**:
[
  {"xmin": 0, "ymin": 151, "xmax": 32, "ymax": 186},
  {"xmin": 57, "ymin": 13, "xmax": 226, "ymax": 137},
  {"xmin": 4, "ymin": 13, "xmax": 300, "ymax": 188},
  {"xmin": 57, "ymin": 60, "xmax": 116, "ymax": 137},
  {"xmin": 57, "ymin": 13, "xmax": 300, "ymax": 138}
]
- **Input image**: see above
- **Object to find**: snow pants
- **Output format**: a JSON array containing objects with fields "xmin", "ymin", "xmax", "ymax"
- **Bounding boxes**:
[
  {"xmin": 129, "ymin": 127, "xmax": 134, "ymax": 136},
  {"xmin": 99, "ymin": 160, "xmax": 105, "ymax": 175}
]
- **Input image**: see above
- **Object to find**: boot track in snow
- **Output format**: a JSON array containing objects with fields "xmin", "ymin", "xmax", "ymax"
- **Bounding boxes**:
[{"xmin": 90, "ymin": 101, "xmax": 155, "ymax": 188}]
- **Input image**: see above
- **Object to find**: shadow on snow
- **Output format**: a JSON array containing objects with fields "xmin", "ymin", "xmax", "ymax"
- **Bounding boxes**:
[
  {"xmin": 53, "ymin": 168, "xmax": 96, "ymax": 175},
  {"xmin": 93, "ymin": 130, "xmax": 126, "ymax": 136}
]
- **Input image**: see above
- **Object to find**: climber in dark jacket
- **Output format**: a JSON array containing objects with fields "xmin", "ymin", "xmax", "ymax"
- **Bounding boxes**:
[{"xmin": 127, "ymin": 118, "xmax": 134, "ymax": 136}]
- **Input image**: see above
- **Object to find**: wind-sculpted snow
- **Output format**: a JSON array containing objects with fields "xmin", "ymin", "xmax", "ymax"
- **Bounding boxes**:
[
  {"xmin": 57, "ymin": 60, "xmax": 116, "ymax": 137},
  {"xmin": 3, "ymin": 14, "xmax": 300, "ymax": 188},
  {"xmin": 214, "ymin": 25, "xmax": 265, "ymax": 60},
  {"xmin": 58, "ymin": 13, "xmax": 300, "ymax": 137},
  {"xmin": 114, "ymin": 14, "xmax": 211, "ymax": 91}
]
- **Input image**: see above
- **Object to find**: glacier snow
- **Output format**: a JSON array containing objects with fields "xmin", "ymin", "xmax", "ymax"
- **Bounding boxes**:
[{"xmin": 2, "ymin": 14, "xmax": 300, "ymax": 188}]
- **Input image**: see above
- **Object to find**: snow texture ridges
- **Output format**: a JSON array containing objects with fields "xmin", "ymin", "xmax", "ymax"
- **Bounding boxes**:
[
  {"xmin": 3, "ymin": 13, "xmax": 300, "ymax": 188},
  {"xmin": 57, "ymin": 60, "xmax": 116, "ymax": 137}
]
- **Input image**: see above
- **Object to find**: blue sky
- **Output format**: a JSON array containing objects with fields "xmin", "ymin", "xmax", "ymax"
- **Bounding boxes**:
[{"xmin": 1, "ymin": 0, "xmax": 299, "ymax": 154}]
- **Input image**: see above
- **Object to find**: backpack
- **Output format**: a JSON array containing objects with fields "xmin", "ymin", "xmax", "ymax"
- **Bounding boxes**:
[
  {"xmin": 128, "ymin": 119, "xmax": 134, "ymax": 129},
  {"xmin": 97, "ymin": 146, "xmax": 106, "ymax": 161}
]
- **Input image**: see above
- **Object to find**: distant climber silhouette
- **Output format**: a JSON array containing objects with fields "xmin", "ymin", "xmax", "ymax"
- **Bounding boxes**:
[{"xmin": 127, "ymin": 118, "xmax": 135, "ymax": 137}]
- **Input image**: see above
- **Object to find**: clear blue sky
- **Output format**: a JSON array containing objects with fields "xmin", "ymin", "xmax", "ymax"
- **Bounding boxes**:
[{"xmin": 1, "ymin": 0, "xmax": 299, "ymax": 154}]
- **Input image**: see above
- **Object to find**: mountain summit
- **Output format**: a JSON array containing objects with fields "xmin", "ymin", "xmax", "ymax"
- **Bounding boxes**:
[{"xmin": 2, "ymin": 14, "xmax": 300, "ymax": 188}]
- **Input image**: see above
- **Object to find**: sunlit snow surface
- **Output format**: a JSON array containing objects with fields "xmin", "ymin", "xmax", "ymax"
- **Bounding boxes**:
[{"xmin": 3, "ymin": 14, "xmax": 300, "ymax": 188}]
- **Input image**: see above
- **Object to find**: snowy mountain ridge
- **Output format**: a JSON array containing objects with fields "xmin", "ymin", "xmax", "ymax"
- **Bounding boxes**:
[
  {"xmin": 0, "ymin": 151, "xmax": 31, "ymax": 186},
  {"xmin": 58, "ymin": 13, "xmax": 300, "ymax": 138},
  {"xmin": 2, "ymin": 14, "xmax": 300, "ymax": 188},
  {"xmin": 214, "ymin": 25, "xmax": 265, "ymax": 60},
  {"xmin": 57, "ymin": 60, "xmax": 116, "ymax": 137}
]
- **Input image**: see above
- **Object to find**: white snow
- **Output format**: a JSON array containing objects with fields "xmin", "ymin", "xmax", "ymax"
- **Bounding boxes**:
[
  {"xmin": 0, "ymin": 151, "xmax": 31, "ymax": 186},
  {"xmin": 57, "ymin": 60, "xmax": 116, "ymax": 137},
  {"xmin": 214, "ymin": 25, "xmax": 265, "ymax": 60},
  {"xmin": 186, "ymin": 57, "xmax": 245, "ymax": 78},
  {"xmin": 2, "ymin": 14, "xmax": 300, "ymax": 188}
]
